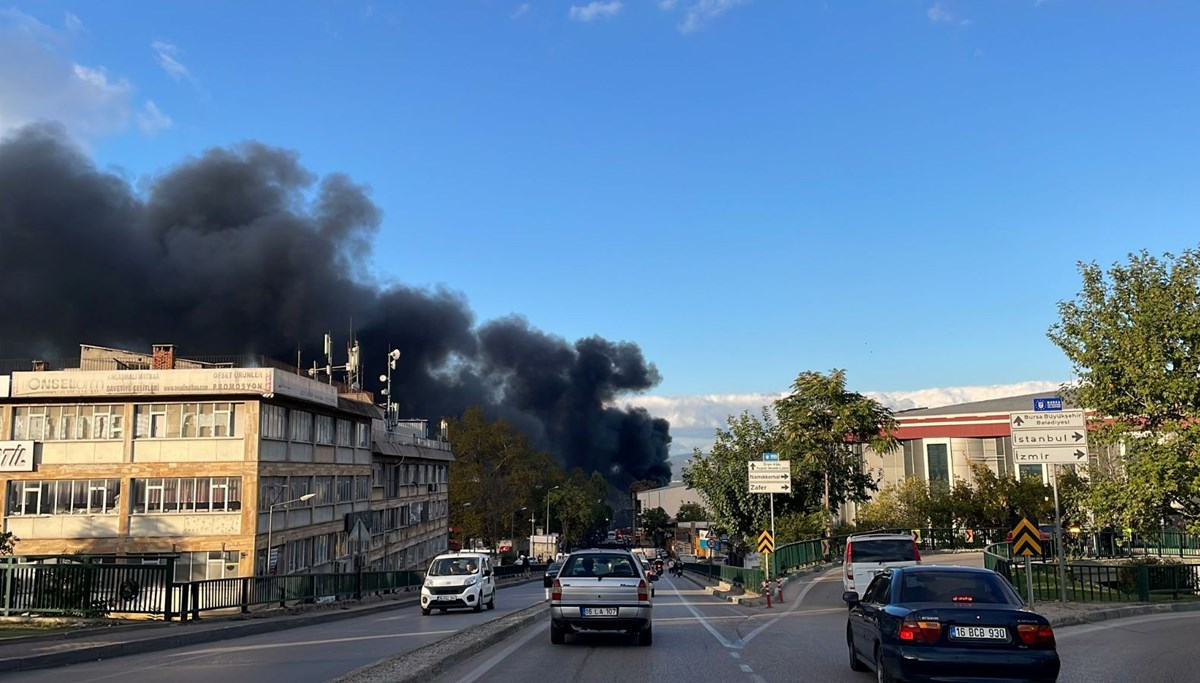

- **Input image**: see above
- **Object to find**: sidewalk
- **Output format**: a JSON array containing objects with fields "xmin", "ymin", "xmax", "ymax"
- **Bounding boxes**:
[{"xmin": 0, "ymin": 576, "xmax": 543, "ymax": 674}]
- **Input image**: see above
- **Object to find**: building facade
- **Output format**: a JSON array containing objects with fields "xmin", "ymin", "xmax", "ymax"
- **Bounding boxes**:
[
  {"xmin": 636, "ymin": 482, "xmax": 704, "ymax": 520},
  {"xmin": 0, "ymin": 344, "xmax": 452, "ymax": 583}
]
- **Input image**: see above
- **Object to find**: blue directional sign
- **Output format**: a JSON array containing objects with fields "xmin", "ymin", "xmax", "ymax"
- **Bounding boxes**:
[
  {"xmin": 762, "ymin": 452, "xmax": 780, "ymax": 461},
  {"xmin": 1033, "ymin": 398, "xmax": 1063, "ymax": 412}
]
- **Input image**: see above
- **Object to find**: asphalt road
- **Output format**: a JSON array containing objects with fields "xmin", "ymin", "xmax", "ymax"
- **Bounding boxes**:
[
  {"xmin": 6, "ymin": 580, "xmax": 551, "ymax": 683},
  {"xmin": 433, "ymin": 557, "xmax": 1197, "ymax": 683}
]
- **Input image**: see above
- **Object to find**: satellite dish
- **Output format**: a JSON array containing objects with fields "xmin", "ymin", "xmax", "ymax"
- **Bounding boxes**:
[
  {"xmin": 389, "ymin": 349, "xmax": 401, "ymax": 361},
  {"xmin": 379, "ymin": 374, "xmax": 388, "ymax": 383}
]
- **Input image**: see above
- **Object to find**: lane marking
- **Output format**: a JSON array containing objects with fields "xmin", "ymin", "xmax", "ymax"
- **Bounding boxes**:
[
  {"xmin": 730, "ymin": 652, "xmax": 741, "ymax": 659},
  {"xmin": 1056, "ymin": 611, "xmax": 1200, "ymax": 638},
  {"xmin": 452, "ymin": 621, "xmax": 549, "ymax": 683},
  {"xmin": 739, "ymin": 664, "xmax": 753, "ymax": 672},
  {"xmin": 750, "ymin": 675, "xmax": 768, "ymax": 683},
  {"xmin": 670, "ymin": 579, "xmax": 741, "ymax": 649},
  {"xmin": 740, "ymin": 573, "xmax": 838, "ymax": 647},
  {"xmin": 166, "ymin": 629, "xmax": 461, "ymax": 656}
]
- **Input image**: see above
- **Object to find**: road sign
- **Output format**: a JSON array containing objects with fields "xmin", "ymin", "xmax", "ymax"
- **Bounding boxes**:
[
  {"xmin": 748, "ymin": 460, "xmax": 792, "ymax": 493},
  {"xmin": 1033, "ymin": 397, "xmax": 1064, "ymax": 412},
  {"xmin": 1010, "ymin": 409, "xmax": 1088, "ymax": 465},
  {"xmin": 762, "ymin": 451, "xmax": 780, "ymax": 461},
  {"xmin": 1011, "ymin": 517, "xmax": 1043, "ymax": 556},
  {"xmin": 757, "ymin": 530, "xmax": 775, "ymax": 554},
  {"xmin": 749, "ymin": 481, "xmax": 791, "ymax": 493},
  {"xmin": 748, "ymin": 472, "xmax": 790, "ymax": 482},
  {"xmin": 748, "ymin": 461, "xmax": 789, "ymax": 473}
]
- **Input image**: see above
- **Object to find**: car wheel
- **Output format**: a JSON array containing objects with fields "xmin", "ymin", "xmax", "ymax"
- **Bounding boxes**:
[
  {"xmin": 848, "ymin": 626, "xmax": 867, "ymax": 672},
  {"xmin": 638, "ymin": 624, "xmax": 653, "ymax": 646},
  {"xmin": 875, "ymin": 646, "xmax": 895, "ymax": 683},
  {"xmin": 473, "ymin": 599, "xmax": 483, "ymax": 613},
  {"xmin": 487, "ymin": 595, "xmax": 495, "ymax": 610},
  {"xmin": 550, "ymin": 622, "xmax": 565, "ymax": 645},
  {"xmin": 421, "ymin": 606, "xmax": 430, "ymax": 616}
]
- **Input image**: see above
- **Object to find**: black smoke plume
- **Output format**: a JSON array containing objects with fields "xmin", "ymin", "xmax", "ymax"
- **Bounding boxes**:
[{"xmin": 0, "ymin": 124, "xmax": 672, "ymax": 487}]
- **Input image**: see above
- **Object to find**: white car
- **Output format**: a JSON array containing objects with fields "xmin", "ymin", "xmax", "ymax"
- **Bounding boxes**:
[
  {"xmin": 421, "ymin": 552, "xmax": 496, "ymax": 615},
  {"xmin": 841, "ymin": 533, "xmax": 921, "ymax": 596}
]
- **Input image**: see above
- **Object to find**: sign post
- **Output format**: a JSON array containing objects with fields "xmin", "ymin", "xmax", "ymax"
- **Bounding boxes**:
[
  {"xmin": 1010, "ymin": 408, "xmax": 1086, "ymax": 604},
  {"xmin": 1011, "ymin": 517, "xmax": 1043, "ymax": 607},
  {"xmin": 751, "ymin": 454, "xmax": 789, "ymax": 581}
]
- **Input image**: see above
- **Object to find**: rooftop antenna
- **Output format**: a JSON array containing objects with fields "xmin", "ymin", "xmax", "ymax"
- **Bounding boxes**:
[{"xmin": 379, "ymin": 347, "xmax": 401, "ymax": 431}]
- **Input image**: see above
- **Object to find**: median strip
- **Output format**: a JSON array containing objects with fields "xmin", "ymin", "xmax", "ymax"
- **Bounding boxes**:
[{"xmin": 329, "ymin": 602, "xmax": 548, "ymax": 683}]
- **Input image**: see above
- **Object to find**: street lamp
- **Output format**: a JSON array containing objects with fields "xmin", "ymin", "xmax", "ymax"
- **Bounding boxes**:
[{"xmin": 265, "ymin": 493, "xmax": 315, "ymax": 575}]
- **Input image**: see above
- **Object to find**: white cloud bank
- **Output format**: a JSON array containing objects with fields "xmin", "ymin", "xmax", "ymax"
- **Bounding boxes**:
[
  {"xmin": 0, "ymin": 9, "xmax": 168, "ymax": 139},
  {"xmin": 569, "ymin": 1, "xmax": 622, "ymax": 22}
]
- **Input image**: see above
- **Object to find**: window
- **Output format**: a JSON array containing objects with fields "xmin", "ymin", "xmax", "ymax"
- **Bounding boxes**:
[
  {"xmin": 6, "ymin": 479, "xmax": 120, "ymax": 515},
  {"xmin": 899, "ymin": 570, "xmax": 1017, "ymax": 605},
  {"xmin": 925, "ymin": 441, "xmax": 951, "ymax": 488},
  {"xmin": 864, "ymin": 575, "xmax": 892, "ymax": 604},
  {"xmin": 356, "ymin": 422, "xmax": 370, "ymax": 448},
  {"xmin": 1018, "ymin": 464, "xmax": 1044, "ymax": 482},
  {"xmin": 290, "ymin": 410, "xmax": 313, "ymax": 442},
  {"xmin": 355, "ymin": 475, "xmax": 370, "ymax": 500},
  {"xmin": 336, "ymin": 476, "xmax": 353, "ymax": 503},
  {"xmin": 316, "ymin": 415, "xmax": 335, "ymax": 445},
  {"xmin": 131, "ymin": 477, "xmax": 242, "ymax": 513},
  {"xmin": 316, "ymin": 476, "xmax": 335, "ymax": 505},
  {"xmin": 135, "ymin": 403, "xmax": 243, "ymax": 439},
  {"xmin": 172, "ymin": 550, "xmax": 240, "ymax": 582},
  {"xmin": 261, "ymin": 405, "xmax": 287, "ymax": 440},
  {"xmin": 12, "ymin": 405, "xmax": 124, "ymax": 441},
  {"xmin": 337, "ymin": 419, "xmax": 352, "ymax": 446}
]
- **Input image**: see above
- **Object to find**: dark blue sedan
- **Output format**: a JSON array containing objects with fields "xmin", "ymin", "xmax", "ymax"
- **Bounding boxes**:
[{"xmin": 843, "ymin": 565, "xmax": 1060, "ymax": 683}]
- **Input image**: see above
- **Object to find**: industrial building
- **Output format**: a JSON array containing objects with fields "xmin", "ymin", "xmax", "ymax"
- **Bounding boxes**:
[{"xmin": 0, "ymin": 343, "xmax": 453, "ymax": 583}]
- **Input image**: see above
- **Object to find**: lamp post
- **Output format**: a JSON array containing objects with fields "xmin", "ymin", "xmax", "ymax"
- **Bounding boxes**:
[{"xmin": 266, "ymin": 493, "xmax": 315, "ymax": 575}]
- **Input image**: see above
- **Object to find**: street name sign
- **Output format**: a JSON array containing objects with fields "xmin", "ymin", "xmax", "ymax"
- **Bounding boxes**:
[
  {"xmin": 1010, "ymin": 410, "xmax": 1088, "ymax": 465},
  {"xmin": 748, "ymin": 460, "xmax": 791, "ymax": 493}
]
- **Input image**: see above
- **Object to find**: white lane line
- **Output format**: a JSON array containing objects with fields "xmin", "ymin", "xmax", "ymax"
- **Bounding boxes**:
[
  {"xmin": 750, "ymin": 675, "xmax": 767, "ymax": 683},
  {"xmin": 1056, "ymin": 611, "xmax": 1200, "ymax": 637},
  {"xmin": 739, "ymin": 664, "xmax": 753, "ymax": 673},
  {"xmin": 730, "ymin": 652, "xmax": 741, "ymax": 659},
  {"xmin": 164, "ymin": 629, "xmax": 462, "ymax": 657},
  {"xmin": 740, "ymin": 573, "xmax": 838, "ymax": 647},
  {"xmin": 452, "ymin": 621, "xmax": 549, "ymax": 683},
  {"xmin": 670, "ymin": 580, "xmax": 741, "ymax": 649}
]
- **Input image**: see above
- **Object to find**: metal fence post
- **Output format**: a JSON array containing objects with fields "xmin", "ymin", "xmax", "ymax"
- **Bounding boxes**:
[
  {"xmin": 2, "ymin": 561, "xmax": 12, "ymax": 617},
  {"xmin": 240, "ymin": 577, "xmax": 250, "ymax": 614},
  {"xmin": 190, "ymin": 581, "xmax": 201, "ymax": 621},
  {"xmin": 1137, "ymin": 565, "xmax": 1150, "ymax": 602},
  {"xmin": 178, "ymin": 583, "xmax": 188, "ymax": 623}
]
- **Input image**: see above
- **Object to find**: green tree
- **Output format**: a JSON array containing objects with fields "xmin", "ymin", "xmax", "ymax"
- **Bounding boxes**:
[
  {"xmin": 638, "ymin": 506, "xmax": 672, "ymax": 547},
  {"xmin": 854, "ymin": 477, "xmax": 932, "ymax": 530},
  {"xmin": 675, "ymin": 502, "xmax": 708, "ymax": 523},
  {"xmin": 774, "ymin": 369, "xmax": 900, "ymax": 534},
  {"xmin": 0, "ymin": 531, "xmax": 16, "ymax": 555},
  {"xmin": 1049, "ymin": 248, "xmax": 1200, "ymax": 532}
]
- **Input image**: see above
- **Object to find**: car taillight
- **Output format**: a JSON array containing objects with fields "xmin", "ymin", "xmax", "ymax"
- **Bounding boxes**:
[
  {"xmin": 1016, "ymin": 623, "xmax": 1055, "ymax": 647},
  {"xmin": 845, "ymin": 544, "xmax": 853, "ymax": 580},
  {"xmin": 638, "ymin": 579, "xmax": 649, "ymax": 602},
  {"xmin": 551, "ymin": 579, "xmax": 562, "ymax": 602},
  {"xmin": 898, "ymin": 615, "xmax": 942, "ymax": 643},
  {"xmin": 912, "ymin": 540, "xmax": 921, "ymax": 562}
]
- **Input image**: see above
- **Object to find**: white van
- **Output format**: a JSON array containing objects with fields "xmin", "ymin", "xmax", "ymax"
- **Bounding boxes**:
[
  {"xmin": 842, "ymin": 533, "xmax": 921, "ymax": 595},
  {"xmin": 421, "ymin": 552, "xmax": 496, "ymax": 615}
]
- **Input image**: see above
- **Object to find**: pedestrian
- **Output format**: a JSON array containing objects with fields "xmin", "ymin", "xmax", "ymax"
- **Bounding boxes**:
[{"xmin": 522, "ymin": 553, "xmax": 531, "ymax": 577}]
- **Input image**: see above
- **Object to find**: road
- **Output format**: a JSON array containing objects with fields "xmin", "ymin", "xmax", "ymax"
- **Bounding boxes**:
[
  {"xmin": 6, "ymin": 580, "xmax": 551, "ymax": 683},
  {"xmin": 432, "ymin": 557, "xmax": 1197, "ymax": 683}
]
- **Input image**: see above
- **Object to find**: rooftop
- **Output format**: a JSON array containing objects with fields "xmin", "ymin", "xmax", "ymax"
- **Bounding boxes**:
[{"xmin": 894, "ymin": 392, "xmax": 1073, "ymax": 419}]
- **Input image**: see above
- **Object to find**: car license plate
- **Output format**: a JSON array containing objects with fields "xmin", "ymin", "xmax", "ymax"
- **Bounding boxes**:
[
  {"xmin": 951, "ymin": 626, "xmax": 1008, "ymax": 640},
  {"xmin": 436, "ymin": 595, "xmax": 456, "ymax": 601},
  {"xmin": 582, "ymin": 607, "xmax": 618, "ymax": 617}
]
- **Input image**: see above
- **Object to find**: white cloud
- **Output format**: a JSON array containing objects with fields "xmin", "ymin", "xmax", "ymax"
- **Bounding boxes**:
[
  {"xmin": 659, "ymin": 0, "xmax": 678, "ymax": 8},
  {"xmin": 927, "ymin": 2, "xmax": 971, "ymax": 26},
  {"xmin": 569, "ymin": 1, "xmax": 622, "ymax": 22},
  {"xmin": 617, "ymin": 379, "xmax": 1065, "ymax": 458},
  {"xmin": 512, "ymin": 3, "xmax": 531, "ymax": 19},
  {"xmin": 151, "ymin": 40, "xmax": 191, "ymax": 82},
  {"xmin": 0, "ymin": 10, "xmax": 142, "ymax": 138},
  {"xmin": 136, "ymin": 100, "xmax": 172, "ymax": 135},
  {"xmin": 678, "ymin": 0, "xmax": 747, "ymax": 33}
]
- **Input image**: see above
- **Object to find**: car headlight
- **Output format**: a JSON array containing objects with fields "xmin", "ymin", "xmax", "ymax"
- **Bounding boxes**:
[{"xmin": 465, "ymin": 575, "xmax": 479, "ymax": 586}]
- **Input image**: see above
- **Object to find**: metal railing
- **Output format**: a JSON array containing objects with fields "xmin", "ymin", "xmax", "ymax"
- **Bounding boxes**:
[
  {"xmin": 2, "ymin": 557, "xmax": 175, "ymax": 618},
  {"xmin": 176, "ymin": 569, "xmax": 426, "ymax": 621}
]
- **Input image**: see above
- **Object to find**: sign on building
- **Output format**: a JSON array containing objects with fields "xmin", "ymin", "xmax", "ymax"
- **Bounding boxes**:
[{"xmin": 0, "ymin": 441, "xmax": 34, "ymax": 472}]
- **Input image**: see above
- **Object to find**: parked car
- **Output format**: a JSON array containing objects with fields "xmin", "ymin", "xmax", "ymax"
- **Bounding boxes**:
[
  {"xmin": 549, "ymin": 547, "xmax": 657, "ymax": 646},
  {"xmin": 420, "ymin": 552, "xmax": 496, "ymax": 615},
  {"xmin": 844, "ymin": 566, "xmax": 1060, "ymax": 682},
  {"xmin": 843, "ymin": 532, "xmax": 921, "ymax": 595},
  {"xmin": 543, "ymin": 561, "xmax": 564, "ymax": 588}
]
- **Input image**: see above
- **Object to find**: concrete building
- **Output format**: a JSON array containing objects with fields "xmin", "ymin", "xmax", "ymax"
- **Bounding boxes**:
[
  {"xmin": 0, "ymin": 344, "xmax": 452, "ymax": 583},
  {"xmin": 838, "ymin": 392, "xmax": 1090, "ymax": 525},
  {"xmin": 635, "ymin": 482, "xmax": 704, "ymax": 520}
]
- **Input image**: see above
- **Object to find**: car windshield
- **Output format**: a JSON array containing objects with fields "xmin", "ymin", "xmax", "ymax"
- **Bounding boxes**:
[
  {"xmin": 560, "ymin": 554, "xmax": 638, "ymax": 578},
  {"xmin": 546, "ymin": 563, "xmax": 562, "ymax": 572},
  {"xmin": 850, "ymin": 539, "xmax": 917, "ymax": 562},
  {"xmin": 428, "ymin": 558, "xmax": 480, "ymax": 576},
  {"xmin": 899, "ymin": 571, "xmax": 1017, "ymax": 604}
]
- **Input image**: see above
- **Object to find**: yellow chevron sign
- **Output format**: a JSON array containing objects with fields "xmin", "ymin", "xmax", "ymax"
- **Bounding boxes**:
[
  {"xmin": 1012, "ymin": 517, "xmax": 1043, "ymax": 557},
  {"xmin": 757, "ymin": 530, "xmax": 775, "ymax": 554}
]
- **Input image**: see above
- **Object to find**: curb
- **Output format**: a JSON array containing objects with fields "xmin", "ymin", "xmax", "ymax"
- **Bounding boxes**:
[
  {"xmin": 329, "ymin": 602, "xmax": 549, "ymax": 683},
  {"xmin": 1046, "ymin": 600, "xmax": 1200, "ymax": 628},
  {"xmin": 681, "ymin": 563, "xmax": 835, "ymax": 607},
  {"xmin": 0, "ymin": 578, "xmax": 546, "ymax": 674}
]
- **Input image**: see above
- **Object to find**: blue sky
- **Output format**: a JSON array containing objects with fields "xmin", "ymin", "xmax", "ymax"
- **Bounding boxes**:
[{"xmin": 3, "ymin": 1, "xmax": 1199, "ymax": 412}]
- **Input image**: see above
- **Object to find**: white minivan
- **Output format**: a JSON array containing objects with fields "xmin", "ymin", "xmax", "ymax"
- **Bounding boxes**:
[
  {"xmin": 841, "ymin": 533, "xmax": 921, "ymax": 596},
  {"xmin": 421, "ymin": 552, "xmax": 496, "ymax": 615}
]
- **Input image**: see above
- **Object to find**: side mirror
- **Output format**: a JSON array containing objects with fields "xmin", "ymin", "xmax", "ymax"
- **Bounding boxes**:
[
  {"xmin": 842, "ymin": 591, "xmax": 860, "ymax": 606},
  {"xmin": 484, "ymin": 569, "xmax": 492, "ymax": 577}
]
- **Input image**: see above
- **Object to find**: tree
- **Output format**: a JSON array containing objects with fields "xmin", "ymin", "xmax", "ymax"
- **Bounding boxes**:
[
  {"xmin": 0, "ymin": 531, "xmax": 16, "ymax": 555},
  {"xmin": 1049, "ymin": 248, "xmax": 1200, "ymax": 532},
  {"xmin": 854, "ymin": 477, "xmax": 933, "ymax": 530},
  {"xmin": 638, "ymin": 507, "xmax": 672, "ymax": 547},
  {"xmin": 675, "ymin": 502, "xmax": 708, "ymax": 523},
  {"xmin": 774, "ymin": 369, "xmax": 899, "ymax": 534}
]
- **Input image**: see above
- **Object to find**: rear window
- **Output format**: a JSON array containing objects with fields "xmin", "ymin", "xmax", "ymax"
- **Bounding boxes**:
[
  {"xmin": 849, "ymin": 539, "xmax": 917, "ymax": 563},
  {"xmin": 560, "ymin": 553, "xmax": 639, "ymax": 578},
  {"xmin": 899, "ymin": 571, "xmax": 1017, "ymax": 604}
]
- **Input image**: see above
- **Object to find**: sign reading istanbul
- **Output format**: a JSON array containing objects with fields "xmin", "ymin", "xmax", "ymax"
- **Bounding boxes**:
[
  {"xmin": 0, "ymin": 441, "xmax": 35, "ymax": 472},
  {"xmin": 11, "ymin": 368, "xmax": 338, "ymax": 407}
]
